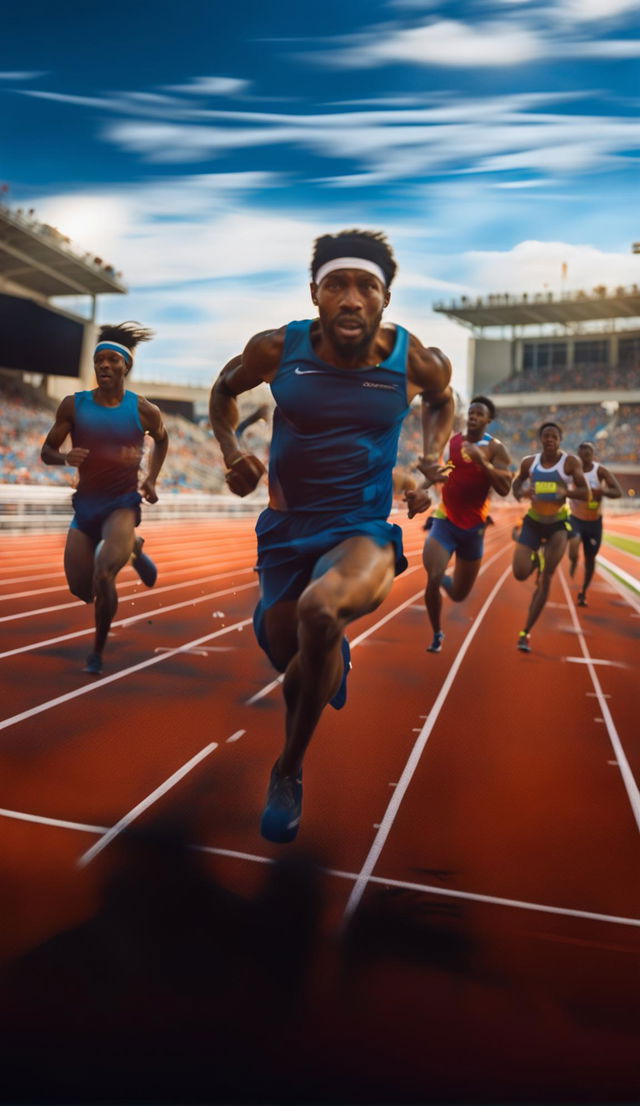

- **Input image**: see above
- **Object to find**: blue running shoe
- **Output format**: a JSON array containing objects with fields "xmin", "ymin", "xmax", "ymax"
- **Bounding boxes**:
[
  {"xmin": 427, "ymin": 631, "xmax": 445, "ymax": 654},
  {"xmin": 131, "ymin": 536, "xmax": 157, "ymax": 588},
  {"xmin": 517, "ymin": 631, "xmax": 531, "ymax": 653},
  {"xmin": 260, "ymin": 764, "xmax": 303, "ymax": 844},
  {"xmin": 83, "ymin": 652, "xmax": 103, "ymax": 675},
  {"xmin": 329, "ymin": 636, "xmax": 351, "ymax": 710}
]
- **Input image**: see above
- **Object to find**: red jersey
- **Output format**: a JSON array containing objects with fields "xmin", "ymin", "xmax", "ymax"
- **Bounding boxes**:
[{"xmin": 438, "ymin": 432, "xmax": 493, "ymax": 529}]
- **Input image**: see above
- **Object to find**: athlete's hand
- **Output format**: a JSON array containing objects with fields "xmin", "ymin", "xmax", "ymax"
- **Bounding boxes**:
[
  {"xmin": 404, "ymin": 487, "xmax": 431, "ymax": 518},
  {"xmin": 553, "ymin": 479, "xmax": 569, "ymax": 501},
  {"xmin": 460, "ymin": 441, "xmax": 484, "ymax": 465},
  {"xmin": 417, "ymin": 457, "xmax": 451, "ymax": 485},
  {"xmin": 64, "ymin": 447, "xmax": 90, "ymax": 467},
  {"xmin": 224, "ymin": 452, "xmax": 266, "ymax": 497},
  {"xmin": 140, "ymin": 477, "xmax": 158, "ymax": 504}
]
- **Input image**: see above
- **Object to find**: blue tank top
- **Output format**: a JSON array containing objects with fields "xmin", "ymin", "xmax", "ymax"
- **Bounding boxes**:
[
  {"xmin": 268, "ymin": 320, "xmax": 410, "ymax": 515},
  {"xmin": 72, "ymin": 390, "xmax": 144, "ymax": 498}
]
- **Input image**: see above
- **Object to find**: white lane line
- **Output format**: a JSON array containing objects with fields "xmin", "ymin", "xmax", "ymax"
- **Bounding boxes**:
[
  {"xmin": 0, "ymin": 566, "xmax": 256, "ymax": 625},
  {"xmin": 564, "ymin": 657, "xmax": 631, "ymax": 669},
  {"xmin": 4, "ymin": 806, "xmax": 635, "ymax": 929},
  {"xmin": 596, "ymin": 554, "xmax": 639, "ymax": 595},
  {"xmin": 343, "ymin": 563, "xmax": 513, "ymax": 921},
  {"xmin": 0, "ymin": 580, "xmax": 258, "ymax": 659},
  {"xmin": 0, "ymin": 619, "xmax": 253, "ymax": 733},
  {"xmin": 0, "ymin": 807, "xmax": 108, "ymax": 835},
  {"xmin": 77, "ymin": 736, "xmax": 237, "ymax": 868},
  {"xmin": 559, "ymin": 570, "xmax": 640, "ymax": 835},
  {"xmin": 595, "ymin": 563, "xmax": 640, "ymax": 614}
]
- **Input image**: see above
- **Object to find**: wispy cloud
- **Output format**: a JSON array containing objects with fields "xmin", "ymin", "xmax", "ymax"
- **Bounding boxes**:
[
  {"xmin": 0, "ymin": 71, "xmax": 45, "ymax": 80},
  {"xmin": 164, "ymin": 76, "xmax": 251, "ymax": 96}
]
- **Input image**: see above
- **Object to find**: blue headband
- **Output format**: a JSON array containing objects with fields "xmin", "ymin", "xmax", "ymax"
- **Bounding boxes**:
[{"xmin": 94, "ymin": 340, "xmax": 133, "ymax": 365}]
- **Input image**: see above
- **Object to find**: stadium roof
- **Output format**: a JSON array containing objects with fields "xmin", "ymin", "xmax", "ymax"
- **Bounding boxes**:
[
  {"xmin": 0, "ymin": 206, "xmax": 127, "ymax": 297},
  {"xmin": 434, "ymin": 285, "xmax": 640, "ymax": 329}
]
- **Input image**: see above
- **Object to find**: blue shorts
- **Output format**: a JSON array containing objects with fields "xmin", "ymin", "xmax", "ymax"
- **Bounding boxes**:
[
  {"xmin": 517, "ymin": 513, "xmax": 573, "ymax": 552},
  {"xmin": 70, "ymin": 490, "xmax": 142, "ymax": 545},
  {"xmin": 569, "ymin": 515, "xmax": 602, "ymax": 556},
  {"xmin": 428, "ymin": 516, "xmax": 486, "ymax": 562},
  {"xmin": 253, "ymin": 507, "xmax": 407, "ymax": 664}
]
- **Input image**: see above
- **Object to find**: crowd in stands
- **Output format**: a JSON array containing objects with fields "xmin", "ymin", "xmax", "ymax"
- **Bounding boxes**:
[
  {"xmin": 495, "ymin": 362, "xmax": 640, "ymax": 394},
  {"xmin": 0, "ymin": 375, "xmax": 269, "ymax": 494},
  {"xmin": 0, "ymin": 202, "xmax": 123, "ymax": 280},
  {"xmin": 1, "ymin": 374, "xmax": 637, "ymax": 493}
]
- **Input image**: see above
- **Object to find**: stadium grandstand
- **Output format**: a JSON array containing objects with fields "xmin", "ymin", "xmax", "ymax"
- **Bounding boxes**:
[{"xmin": 433, "ymin": 276, "xmax": 640, "ymax": 499}]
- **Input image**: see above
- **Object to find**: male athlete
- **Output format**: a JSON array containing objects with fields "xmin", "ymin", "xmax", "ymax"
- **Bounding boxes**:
[
  {"xmin": 41, "ymin": 322, "xmax": 168, "ymax": 674},
  {"xmin": 511, "ymin": 422, "xmax": 587, "ymax": 652},
  {"xmin": 406, "ymin": 396, "xmax": 511, "ymax": 653},
  {"xmin": 209, "ymin": 229, "xmax": 453, "ymax": 843},
  {"xmin": 568, "ymin": 441, "xmax": 622, "ymax": 606}
]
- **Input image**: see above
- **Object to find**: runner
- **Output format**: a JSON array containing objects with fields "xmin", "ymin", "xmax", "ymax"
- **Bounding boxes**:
[
  {"xmin": 511, "ymin": 421, "xmax": 588, "ymax": 652},
  {"xmin": 568, "ymin": 441, "xmax": 623, "ymax": 606},
  {"xmin": 406, "ymin": 395, "xmax": 511, "ymax": 653},
  {"xmin": 41, "ymin": 322, "xmax": 168, "ymax": 674},
  {"xmin": 209, "ymin": 228, "xmax": 453, "ymax": 842}
]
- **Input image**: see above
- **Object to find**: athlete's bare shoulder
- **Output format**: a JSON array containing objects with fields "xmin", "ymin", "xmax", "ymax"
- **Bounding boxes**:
[
  {"xmin": 243, "ymin": 326, "xmax": 287, "ymax": 383},
  {"xmin": 406, "ymin": 331, "xmax": 452, "ymax": 398}
]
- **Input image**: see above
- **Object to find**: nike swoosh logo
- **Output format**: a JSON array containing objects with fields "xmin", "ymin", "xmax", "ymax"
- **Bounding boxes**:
[{"xmin": 294, "ymin": 367, "xmax": 323, "ymax": 375}]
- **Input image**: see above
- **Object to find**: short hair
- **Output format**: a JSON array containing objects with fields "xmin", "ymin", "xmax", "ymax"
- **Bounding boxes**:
[
  {"xmin": 470, "ymin": 394, "xmax": 496, "ymax": 421},
  {"xmin": 310, "ymin": 228, "xmax": 397, "ymax": 287},
  {"xmin": 579, "ymin": 440, "xmax": 595, "ymax": 451},
  {"xmin": 539, "ymin": 421, "xmax": 563, "ymax": 438},
  {"xmin": 97, "ymin": 321, "xmax": 154, "ymax": 355}
]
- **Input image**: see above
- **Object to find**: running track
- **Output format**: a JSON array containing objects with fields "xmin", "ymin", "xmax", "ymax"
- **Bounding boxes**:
[{"xmin": 1, "ymin": 507, "xmax": 638, "ymax": 1101}]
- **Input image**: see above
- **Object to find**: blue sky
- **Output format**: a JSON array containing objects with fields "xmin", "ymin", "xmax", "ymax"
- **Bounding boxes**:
[{"xmin": 2, "ymin": 0, "xmax": 640, "ymax": 394}]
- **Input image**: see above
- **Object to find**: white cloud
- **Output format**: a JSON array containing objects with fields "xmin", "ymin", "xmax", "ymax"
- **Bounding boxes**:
[
  {"xmin": 319, "ymin": 19, "xmax": 544, "ymax": 68},
  {"xmin": 164, "ymin": 76, "xmax": 251, "ymax": 96},
  {"xmin": 0, "ymin": 71, "xmax": 45, "ymax": 80},
  {"xmin": 462, "ymin": 240, "xmax": 640, "ymax": 298},
  {"xmin": 551, "ymin": 0, "xmax": 640, "ymax": 22}
]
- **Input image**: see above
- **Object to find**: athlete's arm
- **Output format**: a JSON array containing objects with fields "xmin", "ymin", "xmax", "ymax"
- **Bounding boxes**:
[
  {"xmin": 594, "ymin": 465, "xmax": 623, "ymax": 500},
  {"xmin": 563, "ymin": 455, "xmax": 589, "ymax": 501},
  {"xmin": 138, "ymin": 398, "xmax": 169, "ymax": 504},
  {"xmin": 209, "ymin": 330, "xmax": 283, "ymax": 496},
  {"xmin": 406, "ymin": 336, "xmax": 455, "ymax": 486},
  {"xmin": 511, "ymin": 456, "xmax": 533, "ymax": 501},
  {"xmin": 463, "ymin": 439, "xmax": 512, "ymax": 496},
  {"xmin": 41, "ymin": 395, "xmax": 89, "ymax": 468}
]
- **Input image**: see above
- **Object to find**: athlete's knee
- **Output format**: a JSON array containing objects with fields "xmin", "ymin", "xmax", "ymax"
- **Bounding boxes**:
[
  {"xmin": 296, "ymin": 591, "xmax": 342, "ymax": 651},
  {"xmin": 69, "ymin": 581, "xmax": 93, "ymax": 604}
]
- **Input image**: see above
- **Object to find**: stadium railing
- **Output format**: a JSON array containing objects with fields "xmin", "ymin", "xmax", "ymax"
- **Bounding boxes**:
[{"xmin": 0, "ymin": 485, "xmax": 268, "ymax": 532}]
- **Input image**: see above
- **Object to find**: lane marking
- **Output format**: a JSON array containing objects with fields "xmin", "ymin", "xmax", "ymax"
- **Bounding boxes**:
[
  {"xmin": 596, "ymin": 555, "xmax": 640, "ymax": 596},
  {"xmin": 3, "ymin": 805, "xmax": 636, "ymax": 929},
  {"xmin": 564, "ymin": 657, "xmax": 631, "ymax": 669},
  {"xmin": 77, "ymin": 737, "xmax": 237, "ymax": 867},
  {"xmin": 0, "ymin": 620, "xmax": 253, "ymax": 733},
  {"xmin": 343, "ymin": 562, "xmax": 513, "ymax": 920},
  {"xmin": 559, "ymin": 571, "xmax": 640, "ymax": 835}
]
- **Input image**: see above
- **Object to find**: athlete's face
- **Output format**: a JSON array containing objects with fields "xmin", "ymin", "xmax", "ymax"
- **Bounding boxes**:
[
  {"xmin": 578, "ymin": 444, "xmax": 594, "ymax": 467},
  {"xmin": 539, "ymin": 425, "xmax": 562, "ymax": 456},
  {"xmin": 311, "ymin": 269, "xmax": 390, "ymax": 357},
  {"xmin": 466, "ymin": 402, "xmax": 490, "ymax": 436},
  {"xmin": 93, "ymin": 349, "xmax": 130, "ymax": 390}
]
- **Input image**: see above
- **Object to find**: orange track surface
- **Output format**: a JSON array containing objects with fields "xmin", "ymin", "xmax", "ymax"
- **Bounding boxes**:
[{"xmin": 1, "ymin": 509, "xmax": 638, "ymax": 1102}]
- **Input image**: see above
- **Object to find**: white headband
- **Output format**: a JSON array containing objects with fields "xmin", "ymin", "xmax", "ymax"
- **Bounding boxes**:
[
  {"xmin": 314, "ymin": 257, "xmax": 387, "ymax": 287},
  {"xmin": 94, "ymin": 340, "xmax": 133, "ymax": 365}
]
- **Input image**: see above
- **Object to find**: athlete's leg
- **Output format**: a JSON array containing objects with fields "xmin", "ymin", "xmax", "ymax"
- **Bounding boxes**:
[
  {"xmin": 422, "ymin": 536, "xmax": 451, "ymax": 635},
  {"xmin": 446, "ymin": 556, "xmax": 482, "ymax": 602},
  {"xmin": 567, "ymin": 532, "xmax": 580, "ymax": 578},
  {"xmin": 522, "ymin": 529, "xmax": 567, "ymax": 634},
  {"xmin": 91, "ymin": 508, "xmax": 138, "ymax": 659},
  {"xmin": 64, "ymin": 527, "xmax": 96, "ymax": 604},
  {"xmin": 277, "ymin": 536, "xmax": 395, "ymax": 778},
  {"xmin": 512, "ymin": 540, "xmax": 538, "ymax": 581}
]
